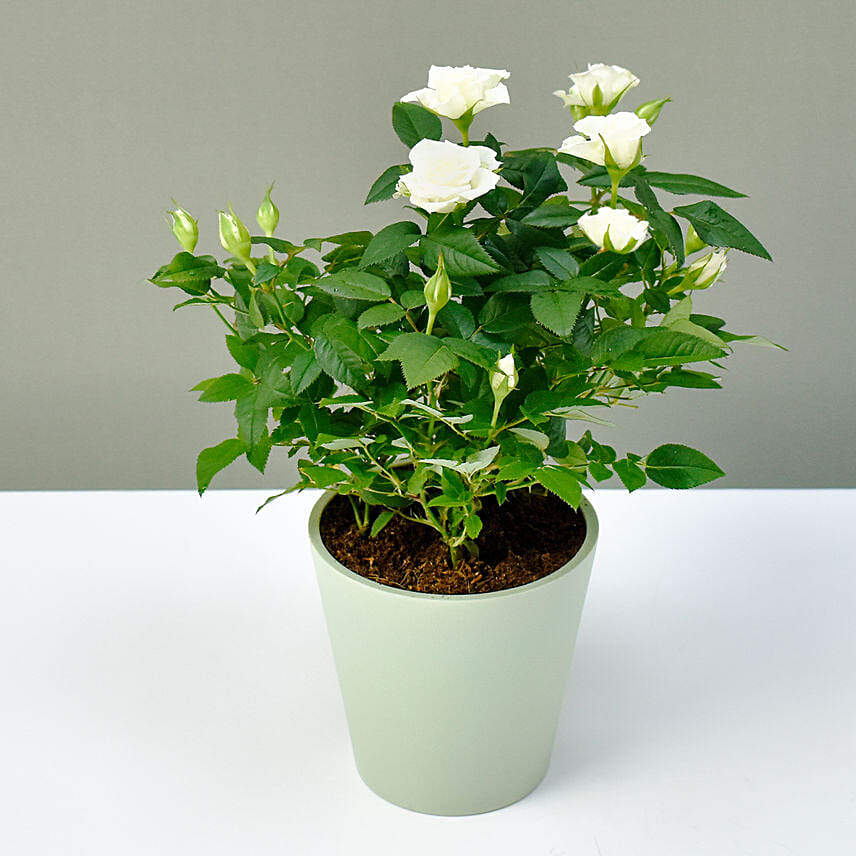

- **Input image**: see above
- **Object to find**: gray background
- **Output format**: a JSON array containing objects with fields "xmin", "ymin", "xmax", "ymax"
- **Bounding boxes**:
[{"xmin": 1, "ymin": 0, "xmax": 853, "ymax": 491}]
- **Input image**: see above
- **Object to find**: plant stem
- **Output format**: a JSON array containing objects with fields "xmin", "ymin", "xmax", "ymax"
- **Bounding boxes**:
[
  {"xmin": 490, "ymin": 398, "xmax": 502, "ymax": 428},
  {"xmin": 348, "ymin": 495, "xmax": 369, "ymax": 534},
  {"xmin": 209, "ymin": 303, "xmax": 238, "ymax": 335}
]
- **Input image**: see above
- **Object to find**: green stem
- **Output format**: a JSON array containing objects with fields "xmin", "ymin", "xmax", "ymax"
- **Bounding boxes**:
[
  {"xmin": 348, "ymin": 495, "xmax": 369, "ymax": 534},
  {"xmin": 490, "ymin": 398, "xmax": 502, "ymax": 428},
  {"xmin": 610, "ymin": 176, "xmax": 620, "ymax": 209},
  {"xmin": 448, "ymin": 542, "xmax": 463, "ymax": 567},
  {"xmin": 209, "ymin": 303, "xmax": 238, "ymax": 335},
  {"xmin": 425, "ymin": 310, "xmax": 436, "ymax": 336},
  {"xmin": 453, "ymin": 117, "xmax": 471, "ymax": 146}
]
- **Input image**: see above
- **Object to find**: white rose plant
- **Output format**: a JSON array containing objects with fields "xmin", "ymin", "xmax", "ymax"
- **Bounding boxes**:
[{"xmin": 149, "ymin": 63, "xmax": 776, "ymax": 566}]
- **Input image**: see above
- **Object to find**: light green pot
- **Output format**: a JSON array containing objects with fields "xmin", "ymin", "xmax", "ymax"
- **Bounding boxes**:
[{"xmin": 308, "ymin": 491, "xmax": 598, "ymax": 816}]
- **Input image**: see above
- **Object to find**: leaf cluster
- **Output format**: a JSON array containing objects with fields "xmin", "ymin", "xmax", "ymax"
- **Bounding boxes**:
[{"xmin": 149, "ymin": 99, "xmax": 777, "ymax": 564}]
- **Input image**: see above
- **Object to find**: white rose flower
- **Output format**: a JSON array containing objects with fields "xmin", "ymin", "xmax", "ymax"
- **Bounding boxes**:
[
  {"xmin": 578, "ymin": 207, "xmax": 649, "ymax": 254},
  {"xmin": 491, "ymin": 353, "xmax": 518, "ymax": 394},
  {"xmin": 558, "ymin": 112, "xmax": 651, "ymax": 170},
  {"xmin": 489, "ymin": 352, "xmax": 518, "ymax": 425},
  {"xmin": 685, "ymin": 250, "xmax": 727, "ymax": 289},
  {"xmin": 395, "ymin": 139, "xmax": 501, "ymax": 214},
  {"xmin": 553, "ymin": 63, "xmax": 639, "ymax": 110},
  {"xmin": 402, "ymin": 65, "xmax": 510, "ymax": 120}
]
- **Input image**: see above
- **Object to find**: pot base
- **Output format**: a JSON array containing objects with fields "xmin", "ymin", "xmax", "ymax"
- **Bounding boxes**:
[{"xmin": 356, "ymin": 763, "xmax": 549, "ymax": 817}]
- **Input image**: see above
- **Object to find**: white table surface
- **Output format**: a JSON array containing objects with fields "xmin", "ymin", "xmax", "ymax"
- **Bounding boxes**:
[{"xmin": 1, "ymin": 489, "xmax": 854, "ymax": 855}]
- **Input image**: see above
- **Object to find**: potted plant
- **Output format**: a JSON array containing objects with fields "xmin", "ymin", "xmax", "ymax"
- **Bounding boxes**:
[{"xmin": 149, "ymin": 62, "xmax": 775, "ymax": 815}]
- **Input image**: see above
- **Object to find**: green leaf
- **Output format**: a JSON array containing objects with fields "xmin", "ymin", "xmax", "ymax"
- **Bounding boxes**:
[
  {"xmin": 534, "ymin": 466, "xmax": 583, "ymax": 507},
  {"xmin": 248, "ymin": 292, "xmax": 265, "ymax": 328},
  {"xmin": 613, "ymin": 458, "xmax": 647, "ymax": 492},
  {"xmin": 194, "ymin": 373, "xmax": 253, "ymax": 403},
  {"xmin": 559, "ymin": 275, "xmax": 621, "ymax": 296},
  {"xmin": 357, "ymin": 303, "xmax": 407, "ymax": 329},
  {"xmin": 531, "ymin": 291, "xmax": 584, "ymax": 336},
  {"xmin": 291, "ymin": 350, "xmax": 322, "ymax": 394},
  {"xmin": 251, "ymin": 235, "xmax": 302, "ymax": 254},
  {"xmin": 633, "ymin": 178, "xmax": 685, "ymax": 265},
  {"xmin": 376, "ymin": 332, "xmax": 459, "ymax": 388},
  {"xmin": 510, "ymin": 427, "xmax": 550, "ymax": 450},
  {"xmin": 632, "ymin": 329, "xmax": 726, "ymax": 366},
  {"xmin": 235, "ymin": 394, "xmax": 269, "ymax": 448},
  {"xmin": 645, "ymin": 443, "xmax": 725, "ymax": 488},
  {"xmin": 644, "ymin": 171, "xmax": 746, "ymax": 198},
  {"xmin": 575, "ymin": 164, "xmax": 641, "ymax": 188},
  {"xmin": 592, "ymin": 326, "xmax": 725, "ymax": 366},
  {"xmin": 661, "ymin": 368, "xmax": 722, "ymax": 389},
  {"xmin": 370, "ymin": 509, "xmax": 395, "ymax": 537},
  {"xmin": 359, "ymin": 221, "xmax": 421, "ymax": 268},
  {"xmin": 443, "ymin": 337, "xmax": 496, "ymax": 369},
  {"xmin": 392, "ymin": 102, "xmax": 443, "ymax": 147},
  {"xmin": 314, "ymin": 317, "xmax": 372, "ymax": 389},
  {"xmin": 421, "ymin": 227, "xmax": 501, "ymax": 277},
  {"xmin": 225, "ymin": 334, "xmax": 258, "ymax": 371},
  {"xmin": 673, "ymin": 201, "xmax": 771, "ymax": 260},
  {"xmin": 298, "ymin": 461, "xmax": 348, "ymax": 488},
  {"xmin": 502, "ymin": 151, "xmax": 567, "ymax": 215},
  {"xmin": 479, "ymin": 293, "xmax": 533, "ymax": 334},
  {"xmin": 150, "ymin": 252, "xmax": 223, "ymax": 296},
  {"xmin": 365, "ymin": 164, "xmax": 409, "ymax": 204},
  {"xmin": 464, "ymin": 514, "xmax": 483, "ymax": 539},
  {"xmin": 436, "ymin": 302, "xmax": 476, "ymax": 338},
  {"xmin": 399, "ymin": 289, "xmax": 426, "ymax": 309},
  {"xmin": 196, "ymin": 439, "xmax": 246, "ymax": 494},
  {"xmin": 489, "ymin": 271, "xmax": 553, "ymax": 293},
  {"xmin": 304, "ymin": 231, "xmax": 372, "ymax": 252},
  {"xmin": 668, "ymin": 318, "xmax": 726, "ymax": 350},
  {"xmin": 534, "ymin": 247, "xmax": 580, "ymax": 279},
  {"xmin": 247, "ymin": 433, "xmax": 272, "ymax": 473},
  {"xmin": 313, "ymin": 270, "xmax": 392, "ymax": 301},
  {"xmin": 690, "ymin": 314, "xmax": 727, "ymax": 332},
  {"xmin": 253, "ymin": 260, "xmax": 282, "ymax": 286},
  {"xmin": 718, "ymin": 332, "xmax": 787, "ymax": 350},
  {"xmin": 520, "ymin": 197, "xmax": 583, "ymax": 228}
]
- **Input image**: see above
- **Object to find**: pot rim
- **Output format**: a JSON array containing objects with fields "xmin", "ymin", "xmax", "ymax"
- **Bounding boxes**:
[{"xmin": 308, "ymin": 489, "xmax": 599, "ymax": 602}]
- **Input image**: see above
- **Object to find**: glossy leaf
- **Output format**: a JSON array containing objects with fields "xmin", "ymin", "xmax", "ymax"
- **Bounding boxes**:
[
  {"xmin": 644, "ymin": 171, "xmax": 746, "ymax": 198},
  {"xmin": 194, "ymin": 373, "xmax": 253, "ymax": 403},
  {"xmin": 313, "ymin": 270, "xmax": 391, "ymax": 301},
  {"xmin": 534, "ymin": 466, "xmax": 583, "ymax": 507},
  {"xmin": 365, "ymin": 164, "xmax": 409, "ymax": 204},
  {"xmin": 421, "ymin": 227, "xmax": 501, "ymax": 277},
  {"xmin": 196, "ymin": 439, "xmax": 246, "ymax": 494},
  {"xmin": 359, "ymin": 221, "xmax": 421, "ymax": 268},
  {"xmin": 534, "ymin": 247, "xmax": 580, "ymax": 279},
  {"xmin": 673, "ymin": 201, "xmax": 771, "ymax": 260},
  {"xmin": 357, "ymin": 303, "xmax": 407, "ymax": 329},
  {"xmin": 392, "ymin": 102, "xmax": 442, "ymax": 147},
  {"xmin": 645, "ymin": 444, "xmax": 724, "ymax": 488},
  {"xmin": 531, "ymin": 291, "xmax": 584, "ymax": 336},
  {"xmin": 377, "ymin": 333, "xmax": 459, "ymax": 388}
]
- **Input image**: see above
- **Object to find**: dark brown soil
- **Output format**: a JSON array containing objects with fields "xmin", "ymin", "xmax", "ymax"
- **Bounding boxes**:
[{"xmin": 319, "ymin": 491, "xmax": 587, "ymax": 595}]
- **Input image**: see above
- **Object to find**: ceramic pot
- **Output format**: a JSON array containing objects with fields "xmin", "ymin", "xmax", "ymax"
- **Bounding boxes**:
[{"xmin": 308, "ymin": 491, "xmax": 598, "ymax": 816}]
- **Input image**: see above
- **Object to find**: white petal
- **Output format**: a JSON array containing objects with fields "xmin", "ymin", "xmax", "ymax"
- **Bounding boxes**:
[
  {"xmin": 469, "ymin": 144, "xmax": 501, "ymax": 171},
  {"xmin": 401, "ymin": 88, "xmax": 429, "ymax": 104},
  {"xmin": 558, "ymin": 135, "xmax": 605, "ymax": 165},
  {"xmin": 473, "ymin": 82, "xmax": 510, "ymax": 113}
]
